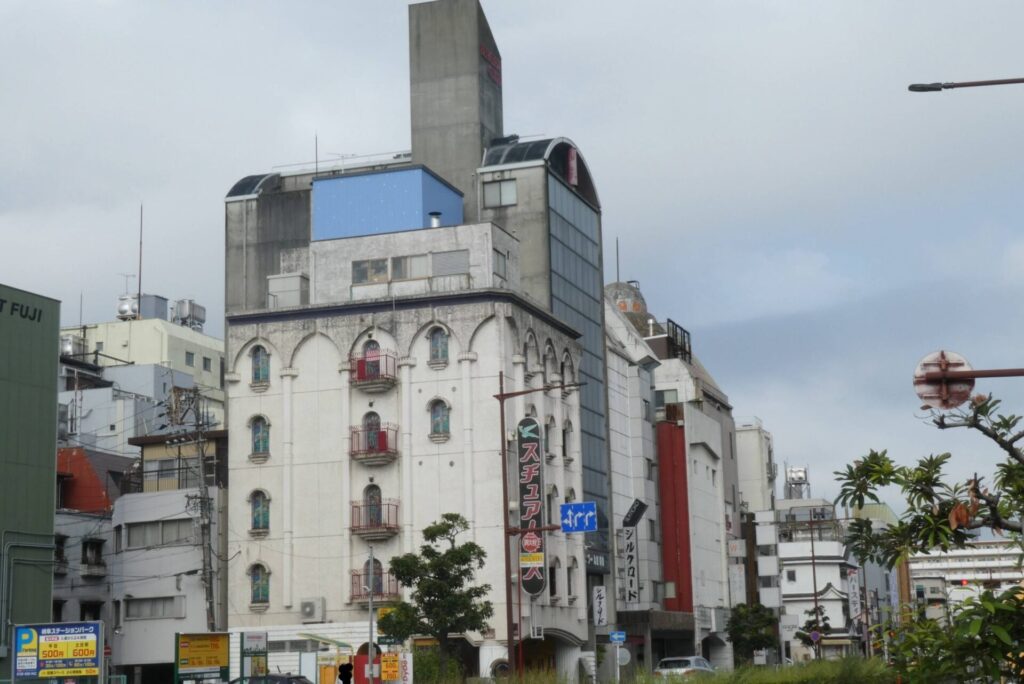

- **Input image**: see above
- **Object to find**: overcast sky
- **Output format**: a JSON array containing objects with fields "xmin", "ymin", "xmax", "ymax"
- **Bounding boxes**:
[{"xmin": 4, "ymin": 1, "xmax": 1023, "ymax": 509}]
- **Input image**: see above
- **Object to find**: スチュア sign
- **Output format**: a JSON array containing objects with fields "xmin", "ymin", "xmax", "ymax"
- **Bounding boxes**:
[{"xmin": 517, "ymin": 417, "xmax": 546, "ymax": 596}]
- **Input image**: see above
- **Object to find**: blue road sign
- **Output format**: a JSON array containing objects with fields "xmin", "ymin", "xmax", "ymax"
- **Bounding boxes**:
[
  {"xmin": 560, "ymin": 502, "xmax": 598, "ymax": 533},
  {"xmin": 609, "ymin": 631, "xmax": 626, "ymax": 644}
]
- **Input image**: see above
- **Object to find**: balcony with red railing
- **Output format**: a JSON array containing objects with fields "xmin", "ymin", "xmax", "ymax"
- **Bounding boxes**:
[
  {"xmin": 350, "ymin": 571, "xmax": 400, "ymax": 604},
  {"xmin": 348, "ymin": 350, "xmax": 399, "ymax": 392},
  {"xmin": 350, "ymin": 424, "xmax": 399, "ymax": 466},
  {"xmin": 351, "ymin": 499, "xmax": 400, "ymax": 541}
]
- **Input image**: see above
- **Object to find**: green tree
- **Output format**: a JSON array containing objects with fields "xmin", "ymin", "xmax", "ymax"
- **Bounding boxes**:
[
  {"xmin": 725, "ymin": 602, "xmax": 778, "ymax": 664},
  {"xmin": 835, "ymin": 395, "xmax": 1024, "ymax": 679},
  {"xmin": 377, "ymin": 514, "xmax": 493, "ymax": 678},
  {"xmin": 794, "ymin": 605, "xmax": 831, "ymax": 658}
]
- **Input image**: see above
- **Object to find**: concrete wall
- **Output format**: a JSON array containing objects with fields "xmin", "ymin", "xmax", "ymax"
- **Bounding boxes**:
[
  {"xmin": 110, "ymin": 487, "xmax": 225, "ymax": 668},
  {"xmin": 52, "ymin": 512, "xmax": 115, "ymax": 643},
  {"xmin": 226, "ymin": 188, "xmax": 311, "ymax": 314},
  {"xmin": 735, "ymin": 419, "xmax": 775, "ymax": 513},
  {"xmin": 410, "ymin": 0, "xmax": 503, "ymax": 219},
  {"xmin": 309, "ymin": 222, "xmax": 519, "ymax": 306}
]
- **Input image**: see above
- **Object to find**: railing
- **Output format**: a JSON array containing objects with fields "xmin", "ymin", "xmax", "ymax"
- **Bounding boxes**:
[
  {"xmin": 350, "ymin": 571, "xmax": 400, "ymax": 602},
  {"xmin": 349, "ymin": 351, "xmax": 399, "ymax": 389},
  {"xmin": 350, "ymin": 425, "xmax": 399, "ymax": 464},
  {"xmin": 80, "ymin": 561, "xmax": 107, "ymax": 578},
  {"xmin": 351, "ymin": 500, "xmax": 400, "ymax": 537}
]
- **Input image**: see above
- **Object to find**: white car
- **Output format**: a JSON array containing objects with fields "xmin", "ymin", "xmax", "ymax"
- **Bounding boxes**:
[{"xmin": 654, "ymin": 656, "xmax": 715, "ymax": 678}]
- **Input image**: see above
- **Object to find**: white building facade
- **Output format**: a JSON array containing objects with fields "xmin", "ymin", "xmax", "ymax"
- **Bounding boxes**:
[
  {"xmin": 224, "ymin": 218, "xmax": 589, "ymax": 679},
  {"xmin": 910, "ymin": 540, "xmax": 1024, "ymax": 607}
]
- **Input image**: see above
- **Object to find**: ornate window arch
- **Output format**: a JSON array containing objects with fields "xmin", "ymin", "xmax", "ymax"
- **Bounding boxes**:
[
  {"xmin": 428, "ymin": 327, "xmax": 449, "ymax": 365},
  {"xmin": 249, "ymin": 563, "xmax": 270, "ymax": 604},
  {"xmin": 363, "ymin": 340, "xmax": 381, "ymax": 378},
  {"xmin": 250, "ymin": 490, "xmax": 270, "ymax": 532},
  {"xmin": 429, "ymin": 399, "xmax": 450, "ymax": 437},
  {"xmin": 364, "ymin": 484, "xmax": 382, "ymax": 526},
  {"xmin": 251, "ymin": 345, "xmax": 270, "ymax": 385},
  {"xmin": 364, "ymin": 557, "xmax": 384, "ymax": 594},
  {"xmin": 250, "ymin": 416, "xmax": 270, "ymax": 456}
]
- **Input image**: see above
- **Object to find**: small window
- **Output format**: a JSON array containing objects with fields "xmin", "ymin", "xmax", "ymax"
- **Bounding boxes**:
[
  {"xmin": 251, "ymin": 417, "xmax": 270, "ymax": 454},
  {"xmin": 251, "ymin": 491, "xmax": 270, "ymax": 531},
  {"xmin": 114, "ymin": 525, "xmax": 123, "ymax": 553},
  {"xmin": 250, "ymin": 565, "xmax": 270, "ymax": 604},
  {"xmin": 712, "ymin": 469, "xmax": 717, "ymax": 486},
  {"xmin": 649, "ymin": 517, "xmax": 658, "ymax": 543},
  {"xmin": 251, "ymin": 345, "xmax": 270, "ymax": 384},
  {"xmin": 185, "ymin": 351, "xmax": 195, "ymax": 367},
  {"xmin": 352, "ymin": 259, "xmax": 388, "ymax": 284},
  {"xmin": 202, "ymin": 356, "xmax": 212, "ymax": 372},
  {"xmin": 95, "ymin": 341, "xmax": 104, "ymax": 352},
  {"xmin": 54, "ymin": 535, "xmax": 67, "ymax": 562},
  {"xmin": 430, "ymin": 400, "xmax": 450, "ymax": 436},
  {"xmin": 483, "ymin": 179, "xmax": 517, "ymax": 207},
  {"xmin": 162, "ymin": 519, "xmax": 193, "ymax": 545},
  {"xmin": 548, "ymin": 558, "xmax": 560, "ymax": 597},
  {"xmin": 787, "ymin": 570, "xmax": 797, "ymax": 582},
  {"xmin": 82, "ymin": 539, "xmax": 104, "ymax": 565},
  {"xmin": 126, "ymin": 596, "xmax": 178, "ymax": 619},
  {"xmin": 391, "ymin": 254, "xmax": 429, "ymax": 280},
  {"xmin": 80, "ymin": 601, "xmax": 102, "ymax": 622},
  {"xmin": 493, "ymin": 249, "xmax": 508, "ymax": 279},
  {"xmin": 429, "ymin": 328, "xmax": 449, "ymax": 364},
  {"xmin": 432, "ymin": 250, "xmax": 470, "ymax": 277}
]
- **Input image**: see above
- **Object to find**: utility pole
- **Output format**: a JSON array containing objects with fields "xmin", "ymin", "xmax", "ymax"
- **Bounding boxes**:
[{"xmin": 175, "ymin": 387, "xmax": 217, "ymax": 631}]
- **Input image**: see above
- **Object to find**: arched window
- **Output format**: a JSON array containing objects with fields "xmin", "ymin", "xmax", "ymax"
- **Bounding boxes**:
[
  {"xmin": 429, "ymin": 327, "xmax": 449, "ymax": 364},
  {"xmin": 547, "ymin": 485, "xmax": 560, "ymax": 526},
  {"xmin": 251, "ymin": 345, "xmax": 270, "ymax": 384},
  {"xmin": 545, "ymin": 417, "xmax": 556, "ymax": 454},
  {"xmin": 364, "ymin": 485, "xmax": 382, "ymax": 527},
  {"xmin": 364, "ymin": 558, "xmax": 384, "ymax": 594},
  {"xmin": 251, "ymin": 417, "xmax": 269, "ymax": 455},
  {"xmin": 363, "ymin": 411, "xmax": 381, "ymax": 452},
  {"xmin": 250, "ymin": 491, "xmax": 269, "ymax": 531},
  {"xmin": 565, "ymin": 487, "xmax": 577, "ymax": 503},
  {"xmin": 430, "ymin": 400, "xmax": 450, "ymax": 436},
  {"xmin": 567, "ymin": 557, "xmax": 579, "ymax": 598},
  {"xmin": 250, "ymin": 564, "xmax": 269, "ymax": 604},
  {"xmin": 562, "ymin": 421, "xmax": 573, "ymax": 461},
  {"xmin": 363, "ymin": 340, "xmax": 381, "ymax": 378},
  {"xmin": 549, "ymin": 557, "xmax": 561, "ymax": 598}
]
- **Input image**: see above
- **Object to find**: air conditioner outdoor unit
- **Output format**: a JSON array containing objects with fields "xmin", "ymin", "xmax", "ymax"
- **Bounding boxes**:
[{"xmin": 300, "ymin": 597, "xmax": 326, "ymax": 623}]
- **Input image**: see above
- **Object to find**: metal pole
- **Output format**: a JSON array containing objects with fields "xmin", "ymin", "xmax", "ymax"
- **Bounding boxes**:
[
  {"xmin": 613, "ymin": 642, "xmax": 620, "ymax": 684},
  {"xmin": 809, "ymin": 517, "xmax": 820, "ymax": 660},
  {"xmin": 368, "ymin": 545, "xmax": 375, "ymax": 684},
  {"xmin": 498, "ymin": 371, "xmax": 516, "ymax": 677}
]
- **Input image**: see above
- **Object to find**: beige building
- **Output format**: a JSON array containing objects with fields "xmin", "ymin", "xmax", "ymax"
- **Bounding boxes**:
[{"xmin": 61, "ymin": 305, "xmax": 225, "ymax": 423}]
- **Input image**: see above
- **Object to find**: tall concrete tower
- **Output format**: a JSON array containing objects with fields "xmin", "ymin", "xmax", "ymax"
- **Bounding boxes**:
[{"xmin": 409, "ymin": 0, "xmax": 504, "ymax": 220}]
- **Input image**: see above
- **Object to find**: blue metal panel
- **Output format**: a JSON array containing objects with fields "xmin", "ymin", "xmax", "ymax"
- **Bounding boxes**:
[{"xmin": 312, "ymin": 168, "xmax": 463, "ymax": 241}]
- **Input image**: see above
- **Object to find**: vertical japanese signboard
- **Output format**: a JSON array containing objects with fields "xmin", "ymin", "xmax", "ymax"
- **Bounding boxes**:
[
  {"xmin": 175, "ymin": 632, "xmax": 230, "ymax": 682},
  {"xmin": 517, "ymin": 417, "xmax": 546, "ymax": 596},
  {"xmin": 13, "ymin": 622, "xmax": 103, "ymax": 679},
  {"xmin": 592, "ymin": 586, "xmax": 608, "ymax": 626},
  {"xmin": 623, "ymin": 527, "xmax": 640, "ymax": 604}
]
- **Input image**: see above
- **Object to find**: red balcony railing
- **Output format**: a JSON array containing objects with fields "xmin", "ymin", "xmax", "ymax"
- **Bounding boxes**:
[
  {"xmin": 351, "ymin": 500, "xmax": 400, "ymax": 539},
  {"xmin": 350, "ymin": 425, "xmax": 399, "ymax": 465},
  {"xmin": 349, "ymin": 350, "xmax": 398, "ymax": 390},
  {"xmin": 350, "ymin": 570, "xmax": 400, "ymax": 602}
]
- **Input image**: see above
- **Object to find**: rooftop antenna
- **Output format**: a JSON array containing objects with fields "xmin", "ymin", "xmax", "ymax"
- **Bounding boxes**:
[
  {"xmin": 118, "ymin": 273, "xmax": 136, "ymax": 295},
  {"xmin": 136, "ymin": 203, "xmax": 143, "ymax": 320}
]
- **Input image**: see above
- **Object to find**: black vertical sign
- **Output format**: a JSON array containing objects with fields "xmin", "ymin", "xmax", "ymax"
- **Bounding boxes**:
[{"xmin": 517, "ymin": 417, "xmax": 546, "ymax": 596}]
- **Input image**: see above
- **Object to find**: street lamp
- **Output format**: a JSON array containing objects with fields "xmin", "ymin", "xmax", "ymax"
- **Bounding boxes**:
[
  {"xmin": 494, "ymin": 371, "xmax": 582, "ymax": 679},
  {"xmin": 908, "ymin": 77, "xmax": 1024, "ymax": 92}
]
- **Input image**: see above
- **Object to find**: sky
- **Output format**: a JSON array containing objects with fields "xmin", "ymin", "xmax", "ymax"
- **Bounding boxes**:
[{"xmin": 3, "ymin": 1, "xmax": 1024, "ymax": 509}]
